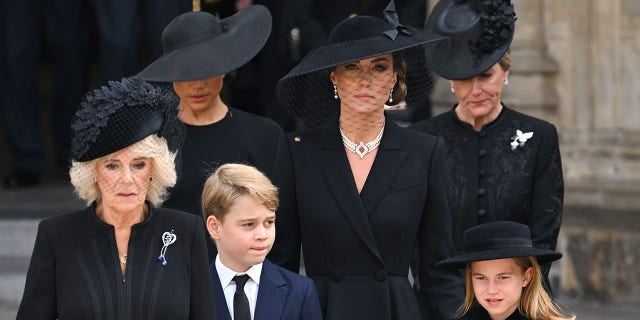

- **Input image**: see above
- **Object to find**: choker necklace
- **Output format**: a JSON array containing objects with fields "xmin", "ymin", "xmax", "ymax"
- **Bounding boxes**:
[{"xmin": 339, "ymin": 121, "xmax": 385, "ymax": 159}]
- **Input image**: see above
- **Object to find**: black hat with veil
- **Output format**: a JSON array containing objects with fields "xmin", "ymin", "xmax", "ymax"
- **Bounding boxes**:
[{"xmin": 276, "ymin": 1, "xmax": 451, "ymax": 128}]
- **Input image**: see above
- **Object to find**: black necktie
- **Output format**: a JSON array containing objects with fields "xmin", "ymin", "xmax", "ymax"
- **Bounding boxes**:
[{"xmin": 233, "ymin": 274, "xmax": 251, "ymax": 320}]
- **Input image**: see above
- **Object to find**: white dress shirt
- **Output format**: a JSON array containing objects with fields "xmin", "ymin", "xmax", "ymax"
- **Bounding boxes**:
[{"xmin": 215, "ymin": 255, "xmax": 263, "ymax": 320}]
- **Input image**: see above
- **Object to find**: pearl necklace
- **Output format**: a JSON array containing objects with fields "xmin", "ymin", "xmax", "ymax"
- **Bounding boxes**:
[{"xmin": 339, "ymin": 121, "xmax": 385, "ymax": 159}]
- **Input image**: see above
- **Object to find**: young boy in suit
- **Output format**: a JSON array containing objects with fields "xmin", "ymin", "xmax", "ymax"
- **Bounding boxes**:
[{"xmin": 201, "ymin": 163, "xmax": 322, "ymax": 320}]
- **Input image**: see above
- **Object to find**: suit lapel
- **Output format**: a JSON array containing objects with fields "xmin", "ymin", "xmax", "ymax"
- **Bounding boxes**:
[
  {"xmin": 360, "ymin": 120, "xmax": 407, "ymax": 213},
  {"xmin": 314, "ymin": 126, "xmax": 383, "ymax": 262},
  {"xmin": 209, "ymin": 264, "xmax": 232, "ymax": 320},
  {"xmin": 254, "ymin": 260, "xmax": 287, "ymax": 320}
]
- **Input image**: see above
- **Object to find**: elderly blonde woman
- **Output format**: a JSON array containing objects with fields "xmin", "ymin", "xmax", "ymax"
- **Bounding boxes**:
[{"xmin": 16, "ymin": 78, "xmax": 217, "ymax": 320}]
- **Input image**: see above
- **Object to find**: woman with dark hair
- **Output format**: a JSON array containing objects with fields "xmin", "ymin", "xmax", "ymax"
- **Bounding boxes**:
[
  {"xmin": 268, "ymin": 2, "xmax": 463, "ymax": 319},
  {"xmin": 134, "ymin": 6, "xmax": 283, "ymax": 261},
  {"xmin": 411, "ymin": 0, "xmax": 563, "ymax": 293},
  {"xmin": 16, "ymin": 79, "xmax": 216, "ymax": 320}
]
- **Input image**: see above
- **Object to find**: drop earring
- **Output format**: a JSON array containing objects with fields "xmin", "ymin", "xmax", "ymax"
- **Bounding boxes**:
[
  {"xmin": 388, "ymin": 87, "xmax": 394, "ymax": 103},
  {"xmin": 333, "ymin": 85, "xmax": 338, "ymax": 99}
]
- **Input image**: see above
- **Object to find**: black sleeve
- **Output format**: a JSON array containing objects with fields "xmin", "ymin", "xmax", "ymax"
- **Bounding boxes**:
[
  {"xmin": 267, "ymin": 135, "xmax": 301, "ymax": 272},
  {"xmin": 16, "ymin": 219, "xmax": 58, "ymax": 320}
]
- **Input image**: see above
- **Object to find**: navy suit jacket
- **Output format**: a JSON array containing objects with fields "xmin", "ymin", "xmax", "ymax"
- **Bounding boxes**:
[{"xmin": 210, "ymin": 259, "xmax": 322, "ymax": 320}]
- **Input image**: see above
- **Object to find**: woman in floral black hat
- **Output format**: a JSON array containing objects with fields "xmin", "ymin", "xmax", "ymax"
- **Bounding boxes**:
[
  {"xmin": 437, "ymin": 221, "xmax": 574, "ymax": 320},
  {"xmin": 411, "ymin": 0, "xmax": 564, "ymax": 294},
  {"xmin": 16, "ymin": 79, "xmax": 216, "ymax": 320},
  {"xmin": 268, "ymin": 1, "xmax": 463, "ymax": 319}
]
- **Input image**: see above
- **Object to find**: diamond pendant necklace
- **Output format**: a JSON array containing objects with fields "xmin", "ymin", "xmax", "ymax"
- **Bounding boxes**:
[{"xmin": 339, "ymin": 121, "xmax": 385, "ymax": 159}]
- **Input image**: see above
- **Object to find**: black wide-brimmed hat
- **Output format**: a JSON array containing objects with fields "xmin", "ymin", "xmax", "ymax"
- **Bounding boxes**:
[
  {"xmin": 70, "ymin": 78, "xmax": 183, "ymax": 162},
  {"xmin": 134, "ymin": 5, "xmax": 272, "ymax": 82},
  {"xmin": 425, "ymin": 0, "xmax": 516, "ymax": 80},
  {"xmin": 437, "ymin": 221, "xmax": 562, "ymax": 268},
  {"xmin": 276, "ymin": 1, "xmax": 449, "ymax": 128}
]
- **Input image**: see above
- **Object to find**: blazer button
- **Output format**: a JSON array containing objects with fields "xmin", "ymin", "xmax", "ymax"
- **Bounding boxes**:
[
  {"xmin": 375, "ymin": 270, "xmax": 387, "ymax": 281},
  {"xmin": 330, "ymin": 270, "xmax": 341, "ymax": 282},
  {"xmin": 479, "ymin": 168, "xmax": 486, "ymax": 176},
  {"xmin": 478, "ymin": 188, "xmax": 486, "ymax": 196},
  {"xmin": 478, "ymin": 208, "xmax": 486, "ymax": 216},
  {"xmin": 479, "ymin": 149, "xmax": 487, "ymax": 157}
]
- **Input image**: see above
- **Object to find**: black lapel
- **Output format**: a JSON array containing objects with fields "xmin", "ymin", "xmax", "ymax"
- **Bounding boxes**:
[
  {"xmin": 359, "ymin": 120, "xmax": 407, "ymax": 214},
  {"xmin": 314, "ymin": 126, "xmax": 383, "ymax": 262}
]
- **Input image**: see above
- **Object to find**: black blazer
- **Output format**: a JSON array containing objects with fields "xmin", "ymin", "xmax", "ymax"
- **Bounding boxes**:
[
  {"xmin": 210, "ymin": 259, "xmax": 322, "ymax": 320},
  {"xmin": 410, "ymin": 106, "xmax": 564, "ymax": 286},
  {"xmin": 16, "ymin": 204, "xmax": 216, "ymax": 320},
  {"xmin": 269, "ymin": 119, "xmax": 463, "ymax": 319}
]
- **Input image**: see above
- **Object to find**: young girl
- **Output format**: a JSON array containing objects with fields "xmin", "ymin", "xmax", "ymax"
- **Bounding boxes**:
[{"xmin": 437, "ymin": 221, "xmax": 575, "ymax": 320}]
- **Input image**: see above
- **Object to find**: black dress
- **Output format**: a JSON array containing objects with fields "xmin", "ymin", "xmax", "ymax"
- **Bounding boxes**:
[
  {"xmin": 410, "ymin": 105, "xmax": 563, "ymax": 283},
  {"xmin": 163, "ymin": 108, "xmax": 283, "ymax": 259},
  {"xmin": 269, "ymin": 120, "xmax": 463, "ymax": 319},
  {"xmin": 16, "ymin": 204, "xmax": 216, "ymax": 320}
]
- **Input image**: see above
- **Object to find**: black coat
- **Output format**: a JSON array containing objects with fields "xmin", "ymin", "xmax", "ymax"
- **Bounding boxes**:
[
  {"xmin": 16, "ymin": 204, "xmax": 216, "ymax": 320},
  {"xmin": 459, "ymin": 306, "xmax": 530, "ymax": 320},
  {"xmin": 269, "ymin": 119, "xmax": 463, "ymax": 319},
  {"xmin": 410, "ymin": 106, "xmax": 564, "ymax": 283}
]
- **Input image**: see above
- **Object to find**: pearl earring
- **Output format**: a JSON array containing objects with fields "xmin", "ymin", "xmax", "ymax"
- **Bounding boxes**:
[
  {"xmin": 504, "ymin": 78, "xmax": 509, "ymax": 86},
  {"xmin": 333, "ymin": 85, "xmax": 338, "ymax": 99},
  {"xmin": 450, "ymin": 86, "xmax": 455, "ymax": 93},
  {"xmin": 388, "ymin": 87, "xmax": 394, "ymax": 103}
]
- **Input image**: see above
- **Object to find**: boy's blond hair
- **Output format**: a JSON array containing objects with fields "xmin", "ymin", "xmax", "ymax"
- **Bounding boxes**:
[{"xmin": 201, "ymin": 163, "xmax": 279, "ymax": 221}]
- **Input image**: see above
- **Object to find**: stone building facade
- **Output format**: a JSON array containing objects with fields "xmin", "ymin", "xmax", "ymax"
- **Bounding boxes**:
[{"xmin": 428, "ymin": 0, "xmax": 640, "ymax": 306}]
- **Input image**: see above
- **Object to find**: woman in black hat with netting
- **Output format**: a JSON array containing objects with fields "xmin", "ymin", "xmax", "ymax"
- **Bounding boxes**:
[
  {"xmin": 268, "ymin": 1, "xmax": 463, "ymax": 319},
  {"xmin": 134, "ymin": 6, "xmax": 283, "ymax": 262},
  {"xmin": 16, "ymin": 79, "xmax": 216, "ymax": 320},
  {"xmin": 437, "ymin": 221, "xmax": 575, "ymax": 320},
  {"xmin": 411, "ymin": 0, "xmax": 563, "ymax": 294}
]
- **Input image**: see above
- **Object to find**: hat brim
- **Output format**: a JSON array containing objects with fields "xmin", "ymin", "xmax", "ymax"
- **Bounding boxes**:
[
  {"xmin": 134, "ymin": 5, "xmax": 272, "ymax": 82},
  {"xmin": 276, "ymin": 32, "xmax": 449, "ymax": 128},
  {"xmin": 424, "ymin": 0, "xmax": 513, "ymax": 80},
  {"xmin": 436, "ymin": 247, "xmax": 562, "ymax": 269},
  {"xmin": 282, "ymin": 32, "xmax": 448, "ymax": 80}
]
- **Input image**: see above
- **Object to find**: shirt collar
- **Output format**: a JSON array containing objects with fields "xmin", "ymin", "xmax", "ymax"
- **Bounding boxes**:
[{"xmin": 215, "ymin": 255, "xmax": 263, "ymax": 288}]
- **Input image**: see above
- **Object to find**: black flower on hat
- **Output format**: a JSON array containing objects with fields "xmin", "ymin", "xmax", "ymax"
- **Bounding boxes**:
[
  {"xmin": 71, "ymin": 78, "xmax": 183, "ymax": 162},
  {"xmin": 468, "ymin": 0, "xmax": 516, "ymax": 66},
  {"xmin": 425, "ymin": 0, "xmax": 516, "ymax": 80}
]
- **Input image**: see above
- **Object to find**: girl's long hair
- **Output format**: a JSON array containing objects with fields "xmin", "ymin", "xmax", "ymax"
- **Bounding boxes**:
[{"xmin": 457, "ymin": 256, "xmax": 575, "ymax": 320}]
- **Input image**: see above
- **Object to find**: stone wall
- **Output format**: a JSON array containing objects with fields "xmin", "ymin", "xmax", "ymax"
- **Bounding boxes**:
[{"xmin": 428, "ymin": 0, "xmax": 640, "ymax": 305}]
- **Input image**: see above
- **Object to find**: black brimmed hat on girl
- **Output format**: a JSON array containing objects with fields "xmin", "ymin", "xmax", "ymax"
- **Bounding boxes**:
[
  {"xmin": 436, "ymin": 221, "xmax": 562, "ymax": 268},
  {"xmin": 276, "ymin": 1, "xmax": 450, "ymax": 128},
  {"xmin": 134, "ymin": 5, "xmax": 272, "ymax": 82},
  {"xmin": 70, "ymin": 78, "xmax": 183, "ymax": 162},
  {"xmin": 425, "ymin": 0, "xmax": 516, "ymax": 80}
]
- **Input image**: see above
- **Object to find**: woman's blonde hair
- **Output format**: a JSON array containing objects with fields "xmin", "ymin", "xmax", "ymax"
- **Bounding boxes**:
[
  {"xmin": 201, "ymin": 163, "xmax": 279, "ymax": 222},
  {"xmin": 69, "ymin": 135, "xmax": 177, "ymax": 206},
  {"xmin": 457, "ymin": 256, "xmax": 575, "ymax": 320}
]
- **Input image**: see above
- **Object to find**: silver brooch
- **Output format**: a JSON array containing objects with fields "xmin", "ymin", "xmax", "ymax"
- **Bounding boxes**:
[
  {"xmin": 510, "ymin": 130, "xmax": 533, "ymax": 151},
  {"xmin": 158, "ymin": 230, "xmax": 177, "ymax": 266}
]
